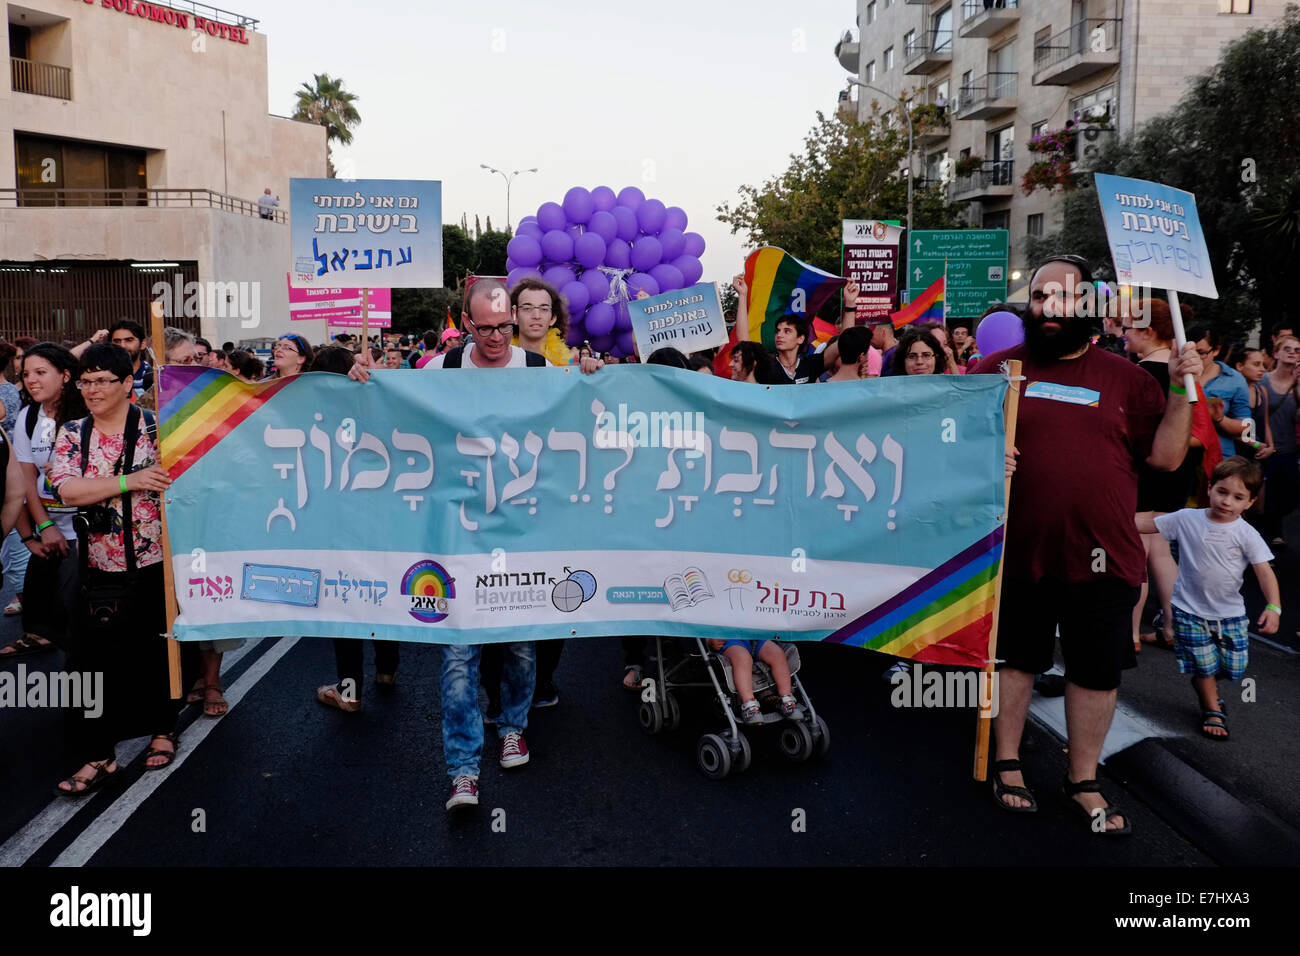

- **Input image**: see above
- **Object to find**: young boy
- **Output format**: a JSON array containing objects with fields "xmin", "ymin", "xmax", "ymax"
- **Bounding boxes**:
[
  {"xmin": 705, "ymin": 639, "xmax": 802, "ymax": 723},
  {"xmin": 1137, "ymin": 457, "xmax": 1280, "ymax": 741}
]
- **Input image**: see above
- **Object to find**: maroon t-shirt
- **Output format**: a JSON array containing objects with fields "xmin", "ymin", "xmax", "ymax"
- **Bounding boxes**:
[{"xmin": 972, "ymin": 344, "xmax": 1166, "ymax": 586}]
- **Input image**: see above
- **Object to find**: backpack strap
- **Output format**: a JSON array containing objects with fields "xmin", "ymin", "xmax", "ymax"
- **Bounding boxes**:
[
  {"xmin": 78, "ymin": 407, "xmax": 141, "ymax": 573},
  {"xmin": 442, "ymin": 346, "xmax": 463, "ymax": 369},
  {"xmin": 23, "ymin": 404, "xmax": 38, "ymax": 442},
  {"xmin": 524, "ymin": 351, "xmax": 548, "ymax": 368}
]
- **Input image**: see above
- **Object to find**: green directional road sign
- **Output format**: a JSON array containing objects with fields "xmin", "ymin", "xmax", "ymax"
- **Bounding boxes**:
[{"xmin": 907, "ymin": 229, "xmax": 1009, "ymax": 319}]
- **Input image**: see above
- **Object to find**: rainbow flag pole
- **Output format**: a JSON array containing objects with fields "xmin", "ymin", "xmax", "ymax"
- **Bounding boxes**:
[
  {"xmin": 973, "ymin": 359, "xmax": 1022, "ymax": 782},
  {"xmin": 150, "ymin": 299, "xmax": 183, "ymax": 699}
]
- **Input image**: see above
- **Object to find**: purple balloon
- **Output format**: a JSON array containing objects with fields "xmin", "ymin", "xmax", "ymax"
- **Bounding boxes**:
[
  {"xmin": 586, "ymin": 302, "xmax": 617, "ymax": 337},
  {"xmin": 612, "ymin": 206, "xmax": 639, "ymax": 242},
  {"xmin": 627, "ymin": 272, "xmax": 660, "ymax": 298},
  {"xmin": 543, "ymin": 265, "xmax": 576, "ymax": 289},
  {"xmin": 637, "ymin": 199, "xmax": 667, "ymax": 235},
  {"xmin": 506, "ymin": 266, "xmax": 542, "ymax": 289},
  {"xmin": 630, "ymin": 236, "xmax": 663, "ymax": 272},
  {"xmin": 587, "ymin": 210, "xmax": 618, "ymax": 242},
  {"xmin": 589, "ymin": 333, "xmax": 615, "ymax": 353},
  {"xmin": 664, "ymin": 206, "xmax": 688, "ymax": 231},
  {"xmin": 562, "ymin": 187, "xmax": 595, "ymax": 224},
  {"xmin": 605, "ymin": 238, "xmax": 632, "ymax": 269},
  {"xmin": 975, "ymin": 310, "xmax": 1025, "ymax": 355},
  {"xmin": 614, "ymin": 301, "xmax": 633, "ymax": 332},
  {"xmin": 506, "ymin": 234, "xmax": 543, "ymax": 268},
  {"xmin": 537, "ymin": 202, "xmax": 566, "ymax": 233},
  {"xmin": 670, "ymin": 255, "xmax": 704, "ymax": 286},
  {"xmin": 566, "ymin": 324, "xmax": 587, "ymax": 348},
  {"xmin": 649, "ymin": 263, "xmax": 685, "ymax": 293},
  {"xmin": 574, "ymin": 232, "xmax": 607, "ymax": 270},
  {"xmin": 505, "ymin": 258, "xmax": 517, "ymax": 272},
  {"xmin": 540, "ymin": 229, "xmax": 574, "ymax": 263},
  {"xmin": 580, "ymin": 269, "xmax": 610, "ymax": 305},
  {"xmin": 658, "ymin": 228, "xmax": 686, "ymax": 260},
  {"xmin": 518, "ymin": 215, "xmax": 538, "ymax": 226},
  {"xmin": 616, "ymin": 331, "xmax": 638, "ymax": 356},
  {"xmin": 561, "ymin": 280, "xmax": 590, "ymax": 316},
  {"xmin": 616, "ymin": 186, "xmax": 646, "ymax": 211},
  {"xmin": 591, "ymin": 186, "xmax": 617, "ymax": 211},
  {"xmin": 567, "ymin": 225, "xmax": 584, "ymax": 240},
  {"xmin": 516, "ymin": 221, "xmax": 544, "ymax": 242},
  {"xmin": 682, "ymin": 232, "xmax": 706, "ymax": 257}
]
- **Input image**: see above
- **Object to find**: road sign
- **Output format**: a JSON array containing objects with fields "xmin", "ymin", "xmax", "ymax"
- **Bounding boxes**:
[{"xmin": 907, "ymin": 229, "xmax": 1009, "ymax": 319}]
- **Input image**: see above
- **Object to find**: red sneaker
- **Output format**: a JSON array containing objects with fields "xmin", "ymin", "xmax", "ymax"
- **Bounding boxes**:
[
  {"xmin": 446, "ymin": 775, "xmax": 479, "ymax": 811},
  {"xmin": 499, "ymin": 731, "xmax": 530, "ymax": 769}
]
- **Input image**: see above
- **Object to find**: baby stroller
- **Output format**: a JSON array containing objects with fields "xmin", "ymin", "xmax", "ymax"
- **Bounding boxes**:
[{"xmin": 636, "ymin": 636, "xmax": 830, "ymax": 779}]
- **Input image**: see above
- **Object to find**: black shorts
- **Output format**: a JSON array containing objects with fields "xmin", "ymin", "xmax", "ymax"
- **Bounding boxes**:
[{"xmin": 995, "ymin": 577, "xmax": 1139, "ymax": 691}]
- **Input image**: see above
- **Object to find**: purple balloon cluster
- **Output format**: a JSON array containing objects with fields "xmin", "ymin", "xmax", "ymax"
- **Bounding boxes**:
[{"xmin": 504, "ymin": 186, "xmax": 706, "ymax": 358}]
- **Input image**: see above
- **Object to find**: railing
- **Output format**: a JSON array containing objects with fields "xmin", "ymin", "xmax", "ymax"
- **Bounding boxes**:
[
  {"xmin": 954, "ymin": 159, "xmax": 1014, "ymax": 195},
  {"xmin": 961, "ymin": 0, "xmax": 1019, "ymax": 18},
  {"xmin": 10, "ymin": 57, "xmax": 71, "ymax": 100},
  {"xmin": 958, "ymin": 72, "xmax": 1017, "ymax": 111},
  {"xmin": 0, "ymin": 188, "xmax": 287, "ymax": 222},
  {"xmin": 1034, "ymin": 19, "xmax": 1122, "ymax": 71},
  {"xmin": 905, "ymin": 29, "xmax": 954, "ymax": 57},
  {"xmin": 154, "ymin": 1, "xmax": 259, "ymax": 29}
]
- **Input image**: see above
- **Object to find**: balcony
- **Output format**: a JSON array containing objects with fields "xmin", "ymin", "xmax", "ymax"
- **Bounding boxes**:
[
  {"xmin": 904, "ymin": 0, "xmax": 931, "ymax": 5},
  {"xmin": 1072, "ymin": 125, "xmax": 1118, "ymax": 169},
  {"xmin": 836, "ymin": 89, "xmax": 859, "ymax": 123},
  {"xmin": 916, "ymin": 119, "xmax": 951, "ymax": 146},
  {"xmin": 1033, "ymin": 19, "xmax": 1122, "ymax": 85},
  {"xmin": 0, "ymin": 188, "xmax": 287, "ymax": 222},
  {"xmin": 904, "ymin": 30, "xmax": 953, "ymax": 75},
  {"xmin": 835, "ymin": 32, "xmax": 860, "ymax": 73},
  {"xmin": 955, "ymin": 72, "xmax": 1017, "ymax": 120},
  {"xmin": 951, "ymin": 160, "xmax": 1014, "ymax": 201},
  {"xmin": 10, "ymin": 57, "xmax": 71, "ymax": 100},
  {"xmin": 959, "ymin": 0, "xmax": 1020, "ymax": 39}
]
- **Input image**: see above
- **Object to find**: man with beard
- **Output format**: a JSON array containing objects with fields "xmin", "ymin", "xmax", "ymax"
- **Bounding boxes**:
[
  {"xmin": 972, "ymin": 256, "xmax": 1200, "ymax": 835},
  {"xmin": 109, "ymin": 320, "xmax": 154, "ymax": 396}
]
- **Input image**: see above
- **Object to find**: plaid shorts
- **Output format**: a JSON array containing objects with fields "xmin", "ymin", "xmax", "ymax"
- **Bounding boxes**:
[{"xmin": 1171, "ymin": 606, "xmax": 1249, "ymax": 680}]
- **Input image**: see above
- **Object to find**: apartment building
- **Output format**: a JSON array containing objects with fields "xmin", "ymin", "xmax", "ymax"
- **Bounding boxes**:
[
  {"xmin": 2, "ymin": 1, "xmax": 327, "ymax": 344},
  {"xmin": 834, "ymin": 0, "xmax": 1289, "ymax": 291}
]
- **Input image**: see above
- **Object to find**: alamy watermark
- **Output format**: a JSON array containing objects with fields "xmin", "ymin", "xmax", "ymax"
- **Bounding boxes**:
[
  {"xmin": 1040, "ymin": 275, "xmax": 1155, "ymax": 325},
  {"xmin": 0, "ymin": 665, "xmax": 101, "ymax": 717},
  {"xmin": 152, "ymin": 277, "xmax": 261, "ymax": 328},
  {"xmin": 889, "ymin": 662, "xmax": 998, "ymax": 716},
  {"xmin": 594, "ymin": 403, "xmax": 707, "ymax": 452}
]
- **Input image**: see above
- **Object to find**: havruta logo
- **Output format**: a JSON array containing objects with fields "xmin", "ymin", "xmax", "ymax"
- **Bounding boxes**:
[{"xmin": 401, "ymin": 559, "xmax": 456, "ymax": 623}]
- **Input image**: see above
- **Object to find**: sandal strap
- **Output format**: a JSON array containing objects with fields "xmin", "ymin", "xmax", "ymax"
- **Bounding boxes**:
[
  {"xmin": 994, "ymin": 782, "xmax": 1036, "ymax": 801},
  {"xmin": 1063, "ymin": 776, "xmax": 1103, "ymax": 795},
  {"xmin": 992, "ymin": 759, "xmax": 1022, "ymax": 773}
]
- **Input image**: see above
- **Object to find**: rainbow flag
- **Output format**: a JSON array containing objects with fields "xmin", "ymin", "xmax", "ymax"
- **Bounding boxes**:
[
  {"xmin": 891, "ymin": 275, "xmax": 945, "ymax": 329},
  {"xmin": 824, "ymin": 528, "xmax": 1002, "ymax": 666},
  {"xmin": 742, "ymin": 247, "xmax": 847, "ymax": 349},
  {"xmin": 159, "ymin": 366, "xmax": 297, "ymax": 481},
  {"xmin": 812, "ymin": 317, "xmax": 838, "ymax": 347}
]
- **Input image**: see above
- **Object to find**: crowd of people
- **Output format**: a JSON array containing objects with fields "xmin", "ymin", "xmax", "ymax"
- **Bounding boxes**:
[{"xmin": 0, "ymin": 256, "xmax": 1290, "ymax": 827}]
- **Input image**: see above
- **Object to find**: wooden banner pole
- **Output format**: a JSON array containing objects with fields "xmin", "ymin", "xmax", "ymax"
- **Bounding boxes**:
[
  {"xmin": 149, "ymin": 301, "xmax": 182, "ymax": 699},
  {"xmin": 973, "ymin": 358, "xmax": 1022, "ymax": 781},
  {"xmin": 361, "ymin": 288, "xmax": 370, "ymax": 359}
]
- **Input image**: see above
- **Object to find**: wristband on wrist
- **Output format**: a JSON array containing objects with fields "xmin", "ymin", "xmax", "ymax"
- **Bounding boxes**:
[
  {"xmin": 1168, "ymin": 382, "xmax": 1187, "ymax": 395},
  {"xmin": 1266, "ymin": 603, "xmax": 1281, "ymax": 614},
  {"xmin": 23, "ymin": 533, "xmax": 39, "ymax": 543},
  {"xmin": 119, "ymin": 475, "xmax": 129, "ymax": 494},
  {"xmin": 35, "ymin": 520, "xmax": 53, "ymax": 533}
]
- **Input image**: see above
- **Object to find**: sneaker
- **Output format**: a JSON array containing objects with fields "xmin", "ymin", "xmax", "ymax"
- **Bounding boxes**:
[
  {"xmin": 3, "ymin": 596, "xmax": 20, "ymax": 616},
  {"xmin": 532, "ymin": 681, "xmax": 559, "ymax": 708},
  {"xmin": 780, "ymin": 695, "xmax": 804, "ymax": 720},
  {"xmin": 740, "ymin": 699, "xmax": 762, "ymax": 725},
  {"xmin": 499, "ymin": 731, "xmax": 530, "ymax": 768},
  {"xmin": 446, "ymin": 775, "xmax": 479, "ymax": 811},
  {"xmin": 881, "ymin": 661, "xmax": 911, "ymax": 684}
]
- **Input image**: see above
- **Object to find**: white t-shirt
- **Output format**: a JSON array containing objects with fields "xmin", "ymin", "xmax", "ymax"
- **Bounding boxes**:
[
  {"xmin": 1154, "ymin": 508, "xmax": 1272, "ymax": 619},
  {"xmin": 12, "ymin": 405, "xmax": 78, "ymax": 539},
  {"xmin": 425, "ymin": 343, "xmax": 529, "ymax": 369}
]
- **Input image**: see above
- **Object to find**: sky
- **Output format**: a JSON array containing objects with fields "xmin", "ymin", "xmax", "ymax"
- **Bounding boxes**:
[{"xmin": 253, "ymin": 0, "xmax": 854, "ymax": 286}]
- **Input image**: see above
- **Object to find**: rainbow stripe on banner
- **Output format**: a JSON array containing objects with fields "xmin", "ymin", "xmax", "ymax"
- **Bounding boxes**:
[
  {"xmin": 742, "ymin": 247, "xmax": 847, "ymax": 349},
  {"xmin": 824, "ymin": 527, "xmax": 1003, "ymax": 667},
  {"xmin": 159, "ymin": 367, "xmax": 296, "ymax": 481},
  {"xmin": 891, "ymin": 275, "xmax": 945, "ymax": 329}
]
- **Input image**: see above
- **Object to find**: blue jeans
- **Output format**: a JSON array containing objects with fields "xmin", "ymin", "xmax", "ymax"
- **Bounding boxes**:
[
  {"xmin": 440, "ymin": 641, "xmax": 535, "ymax": 779},
  {"xmin": 1, "ymin": 528, "xmax": 31, "ymax": 596}
]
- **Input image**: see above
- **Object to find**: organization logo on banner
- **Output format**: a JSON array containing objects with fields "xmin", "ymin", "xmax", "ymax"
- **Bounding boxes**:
[
  {"xmin": 401, "ymin": 559, "xmax": 456, "ymax": 623},
  {"xmin": 552, "ymin": 569, "xmax": 598, "ymax": 613}
]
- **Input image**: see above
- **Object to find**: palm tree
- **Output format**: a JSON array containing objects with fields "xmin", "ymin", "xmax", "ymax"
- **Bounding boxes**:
[{"xmin": 292, "ymin": 74, "xmax": 361, "ymax": 177}]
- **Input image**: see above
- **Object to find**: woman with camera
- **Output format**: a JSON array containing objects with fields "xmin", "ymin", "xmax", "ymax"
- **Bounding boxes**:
[{"xmin": 49, "ymin": 343, "xmax": 178, "ymax": 795}]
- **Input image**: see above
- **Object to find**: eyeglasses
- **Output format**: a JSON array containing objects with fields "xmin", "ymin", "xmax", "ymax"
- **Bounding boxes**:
[
  {"xmin": 76, "ymin": 375, "xmax": 126, "ymax": 391},
  {"xmin": 472, "ymin": 321, "xmax": 517, "ymax": 339},
  {"xmin": 515, "ymin": 304, "xmax": 553, "ymax": 316},
  {"xmin": 908, "ymin": 351, "xmax": 936, "ymax": 360},
  {"xmin": 276, "ymin": 335, "xmax": 306, "ymax": 354}
]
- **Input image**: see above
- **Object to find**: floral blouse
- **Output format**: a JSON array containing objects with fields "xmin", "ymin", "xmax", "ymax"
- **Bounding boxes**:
[{"xmin": 50, "ymin": 417, "xmax": 163, "ymax": 572}]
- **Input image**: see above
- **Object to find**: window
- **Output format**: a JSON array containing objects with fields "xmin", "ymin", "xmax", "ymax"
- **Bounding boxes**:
[
  {"xmin": 1218, "ymin": 0, "xmax": 1251, "ymax": 12},
  {"xmin": 884, "ymin": 46, "xmax": 894, "ymax": 71},
  {"xmin": 984, "ymin": 210, "xmax": 1010, "ymax": 232},
  {"xmin": 990, "ymin": 124, "xmax": 1015, "ymax": 161},
  {"xmin": 15, "ymin": 134, "xmax": 147, "ymax": 206},
  {"xmin": 866, "ymin": 61, "xmax": 876, "ymax": 83},
  {"xmin": 904, "ymin": 29, "xmax": 917, "ymax": 55},
  {"xmin": 933, "ymin": 6, "xmax": 953, "ymax": 52},
  {"xmin": 1031, "ymin": 120, "xmax": 1047, "ymax": 140},
  {"xmin": 1027, "ymin": 213, "xmax": 1044, "ymax": 237},
  {"xmin": 867, "ymin": 0, "xmax": 877, "ymax": 24},
  {"xmin": 1070, "ymin": 83, "xmax": 1117, "ymax": 126},
  {"xmin": 886, "ymin": 0, "xmax": 895, "ymax": 6}
]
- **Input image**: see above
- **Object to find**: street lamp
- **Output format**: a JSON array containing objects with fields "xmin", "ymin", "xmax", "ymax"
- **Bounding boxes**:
[
  {"xmin": 479, "ymin": 164, "xmax": 537, "ymax": 231},
  {"xmin": 845, "ymin": 78, "xmax": 913, "ymax": 285}
]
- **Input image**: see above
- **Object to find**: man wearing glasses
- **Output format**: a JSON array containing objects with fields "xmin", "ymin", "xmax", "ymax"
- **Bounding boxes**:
[{"xmin": 973, "ymin": 256, "xmax": 1201, "ymax": 835}]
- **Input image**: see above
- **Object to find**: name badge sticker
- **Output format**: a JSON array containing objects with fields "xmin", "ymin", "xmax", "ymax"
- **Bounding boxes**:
[{"xmin": 1024, "ymin": 382, "xmax": 1101, "ymax": 407}]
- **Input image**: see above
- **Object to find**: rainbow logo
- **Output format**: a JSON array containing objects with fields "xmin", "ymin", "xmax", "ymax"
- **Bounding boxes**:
[{"xmin": 400, "ymin": 559, "xmax": 456, "ymax": 623}]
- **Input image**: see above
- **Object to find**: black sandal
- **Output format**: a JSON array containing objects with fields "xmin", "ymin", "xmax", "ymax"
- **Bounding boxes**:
[
  {"xmin": 991, "ymin": 758, "xmax": 1038, "ymax": 813},
  {"xmin": 1062, "ymin": 775, "xmax": 1132, "ymax": 835},
  {"xmin": 1200, "ymin": 709, "xmax": 1229, "ymax": 741},
  {"xmin": 55, "ymin": 758, "xmax": 118, "ymax": 798},
  {"xmin": 144, "ymin": 733, "xmax": 179, "ymax": 771}
]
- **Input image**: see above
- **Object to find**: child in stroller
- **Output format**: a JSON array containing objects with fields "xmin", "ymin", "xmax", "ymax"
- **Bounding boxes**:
[{"xmin": 706, "ymin": 638, "xmax": 802, "ymax": 723}]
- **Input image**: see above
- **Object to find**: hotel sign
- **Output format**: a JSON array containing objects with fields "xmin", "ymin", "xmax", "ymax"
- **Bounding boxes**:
[{"xmin": 81, "ymin": 0, "xmax": 252, "ymax": 45}]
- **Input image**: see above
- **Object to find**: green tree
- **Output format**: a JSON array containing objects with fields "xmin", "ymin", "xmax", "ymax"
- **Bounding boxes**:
[
  {"xmin": 1027, "ymin": 8, "xmax": 1300, "ymax": 337},
  {"xmin": 292, "ymin": 73, "xmax": 361, "ymax": 178},
  {"xmin": 475, "ymin": 229, "xmax": 511, "ymax": 277}
]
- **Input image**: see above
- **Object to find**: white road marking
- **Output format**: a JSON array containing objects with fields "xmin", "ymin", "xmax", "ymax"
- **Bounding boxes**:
[{"xmin": 1029, "ymin": 694, "xmax": 1174, "ymax": 763}]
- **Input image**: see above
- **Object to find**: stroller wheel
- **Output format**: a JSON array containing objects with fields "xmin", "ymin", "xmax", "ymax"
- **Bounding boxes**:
[
  {"xmin": 778, "ymin": 721, "xmax": 815, "ymax": 763},
  {"xmin": 731, "ymin": 732, "xmax": 752, "ymax": 773},
  {"xmin": 639, "ymin": 699, "xmax": 664, "ymax": 735},
  {"xmin": 813, "ymin": 715, "xmax": 830, "ymax": 758},
  {"xmin": 696, "ymin": 733, "xmax": 733, "ymax": 779},
  {"xmin": 663, "ymin": 693, "xmax": 681, "ymax": 731}
]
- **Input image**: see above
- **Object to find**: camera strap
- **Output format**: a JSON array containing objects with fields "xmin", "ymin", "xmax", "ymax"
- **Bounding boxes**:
[{"xmin": 77, "ymin": 404, "xmax": 143, "ymax": 574}]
